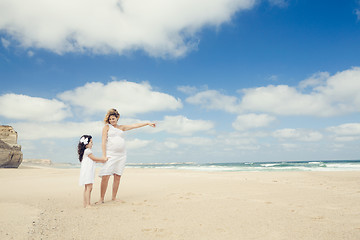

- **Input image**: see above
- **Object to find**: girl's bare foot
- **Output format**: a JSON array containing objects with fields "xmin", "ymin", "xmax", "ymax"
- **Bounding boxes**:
[{"xmin": 95, "ymin": 200, "xmax": 104, "ymax": 205}]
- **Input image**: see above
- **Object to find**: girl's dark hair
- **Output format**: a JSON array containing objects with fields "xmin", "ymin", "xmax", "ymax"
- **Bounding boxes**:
[{"xmin": 77, "ymin": 135, "xmax": 92, "ymax": 162}]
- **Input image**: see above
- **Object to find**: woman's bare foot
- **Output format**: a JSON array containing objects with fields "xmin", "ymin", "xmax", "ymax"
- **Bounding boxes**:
[{"xmin": 95, "ymin": 200, "xmax": 104, "ymax": 205}]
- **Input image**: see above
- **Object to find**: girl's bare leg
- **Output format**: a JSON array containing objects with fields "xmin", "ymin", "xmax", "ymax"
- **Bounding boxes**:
[
  {"xmin": 112, "ymin": 174, "xmax": 121, "ymax": 201},
  {"xmin": 96, "ymin": 175, "xmax": 110, "ymax": 204},
  {"xmin": 83, "ymin": 187, "xmax": 87, "ymax": 207},
  {"xmin": 84, "ymin": 184, "xmax": 93, "ymax": 208}
]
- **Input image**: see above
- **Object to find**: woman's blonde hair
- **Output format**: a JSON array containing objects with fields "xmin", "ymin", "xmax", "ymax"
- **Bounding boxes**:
[{"xmin": 104, "ymin": 108, "xmax": 120, "ymax": 124}]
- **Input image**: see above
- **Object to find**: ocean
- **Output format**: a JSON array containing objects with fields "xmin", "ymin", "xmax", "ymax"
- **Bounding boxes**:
[
  {"xmin": 50, "ymin": 160, "xmax": 360, "ymax": 172},
  {"xmin": 126, "ymin": 160, "xmax": 360, "ymax": 172}
]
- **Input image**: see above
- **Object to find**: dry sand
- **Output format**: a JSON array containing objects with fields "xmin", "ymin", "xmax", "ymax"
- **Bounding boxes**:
[{"xmin": 0, "ymin": 166, "xmax": 360, "ymax": 240}]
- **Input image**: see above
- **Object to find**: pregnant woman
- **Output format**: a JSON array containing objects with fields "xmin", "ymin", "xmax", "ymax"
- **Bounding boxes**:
[{"xmin": 97, "ymin": 108, "xmax": 156, "ymax": 203}]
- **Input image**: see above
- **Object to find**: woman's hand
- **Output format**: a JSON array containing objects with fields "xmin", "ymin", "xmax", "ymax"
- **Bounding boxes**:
[{"xmin": 148, "ymin": 123, "xmax": 156, "ymax": 128}]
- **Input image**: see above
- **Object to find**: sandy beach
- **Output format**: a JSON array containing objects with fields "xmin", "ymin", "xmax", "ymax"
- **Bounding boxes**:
[{"xmin": 0, "ymin": 167, "xmax": 359, "ymax": 240}]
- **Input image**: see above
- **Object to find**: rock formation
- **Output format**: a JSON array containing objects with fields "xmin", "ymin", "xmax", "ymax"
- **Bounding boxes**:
[{"xmin": 0, "ymin": 125, "xmax": 23, "ymax": 168}]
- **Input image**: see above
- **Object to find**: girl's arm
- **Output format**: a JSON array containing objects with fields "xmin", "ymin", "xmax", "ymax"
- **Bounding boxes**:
[
  {"xmin": 88, "ymin": 154, "xmax": 108, "ymax": 163},
  {"xmin": 101, "ymin": 125, "xmax": 109, "ymax": 158},
  {"xmin": 120, "ymin": 122, "xmax": 156, "ymax": 131}
]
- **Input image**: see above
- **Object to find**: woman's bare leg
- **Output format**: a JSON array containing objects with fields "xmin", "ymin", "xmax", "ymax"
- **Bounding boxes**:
[
  {"xmin": 112, "ymin": 174, "xmax": 121, "ymax": 201},
  {"xmin": 97, "ymin": 175, "xmax": 110, "ymax": 204}
]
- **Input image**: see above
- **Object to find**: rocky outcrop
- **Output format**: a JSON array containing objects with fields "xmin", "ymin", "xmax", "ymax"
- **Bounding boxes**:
[{"xmin": 0, "ymin": 126, "xmax": 23, "ymax": 168}]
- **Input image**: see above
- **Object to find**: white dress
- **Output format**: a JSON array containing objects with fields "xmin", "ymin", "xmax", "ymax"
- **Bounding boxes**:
[
  {"xmin": 79, "ymin": 148, "xmax": 95, "ymax": 186},
  {"xmin": 99, "ymin": 124, "xmax": 127, "ymax": 177}
]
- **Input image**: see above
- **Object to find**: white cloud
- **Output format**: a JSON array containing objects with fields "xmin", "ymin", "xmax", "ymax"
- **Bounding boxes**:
[
  {"xmin": 156, "ymin": 115, "xmax": 214, "ymax": 136},
  {"xmin": 355, "ymin": 9, "xmax": 360, "ymax": 20},
  {"xmin": 0, "ymin": 0, "xmax": 256, "ymax": 58},
  {"xmin": 27, "ymin": 50, "xmax": 34, "ymax": 57},
  {"xmin": 186, "ymin": 90, "xmax": 239, "ymax": 113},
  {"xmin": 268, "ymin": 75, "xmax": 278, "ymax": 81},
  {"xmin": 273, "ymin": 128, "xmax": 323, "ymax": 142},
  {"xmin": 58, "ymin": 80, "xmax": 182, "ymax": 116},
  {"xmin": 186, "ymin": 67, "xmax": 360, "ymax": 117},
  {"xmin": 315, "ymin": 67, "xmax": 360, "ymax": 107},
  {"xmin": 1, "ymin": 37, "xmax": 10, "ymax": 48},
  {"xmin": 0, "ymin": 93, "xmax": 71, "ymax": 122},
  {"xmin": 268, "ymin": 0, "xmax": 288, "ymax": 8},
  {"xmin": 281, "ymin": 143, "xmax": 297, "ymax": 150},
  {"xmin": 239, "ymin": 85, "xmax": 333, "ymax": 116},
  {"xmin": 332, "ymin": 143, "xmax": 345, "ymax": 149},
  {"xmin": 178, "ymin": 137, "xmax": 214, "ymax": 146},
  {"xmin": 215, "ymin": 132, "xmax": 260, "ymax": 150},
  {"xmin": 13, "ymin": 121, "xmax": 104, "ymax": 140},
  {"xmin": 163, "ymin": 141, "xmax": 179, "ymax": 149},
  {"xmin": 242, "ymin": 67, "xmax": 360, "ymax": 116},
  {"xmin": 327, "ymin": 123, "xmax": 360, "ymax": 136},
  {"xmin": 126, "ymin": 138, "xmax": 152, "ymax": 149},
  {"xmin": 232, "ymin": 113, "xmax": 275, "ymax": 131},
  {"xmin": 177, "ymin": 85, "xmax": 198, "ymax": 95},
  {"xmin": 161, "ymin": 132, "xmax": 262, "ymax": 152},
  {"xmin": 298, "ymin": 71, "xmax": 329, "ymax": 89},
  {"xmin": 333, "ymin": 136, "xmax": 360, "ymax": 142},
  {"xmin": 162, "ymin": 130, "xmax": 267, "ymax": 152}
]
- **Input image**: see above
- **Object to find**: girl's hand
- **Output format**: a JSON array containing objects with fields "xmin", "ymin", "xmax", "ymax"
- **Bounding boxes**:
[{"xmin": 102, "ymin": 157, "xmax": 108, "ymax": 163}]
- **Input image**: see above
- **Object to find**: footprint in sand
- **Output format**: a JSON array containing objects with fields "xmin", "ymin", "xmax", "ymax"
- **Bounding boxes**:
[{"xmin": 142, "ymin": 228, "xmax": 165, "ymax": 233}]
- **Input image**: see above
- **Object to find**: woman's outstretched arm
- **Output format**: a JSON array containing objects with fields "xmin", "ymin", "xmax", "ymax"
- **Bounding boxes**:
[{"xmin": 120, "ymin": 122, "xmax": 156, "ymax": 131}]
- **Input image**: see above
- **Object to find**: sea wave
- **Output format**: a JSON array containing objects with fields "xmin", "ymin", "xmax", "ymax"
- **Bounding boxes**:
[
  {"xmin": 126, "ymin": 160, "xmax": 360, "ymax": 172},
  {"xmin": 28, "ymin": 160, "xmax": 360, "ymax": 172}
]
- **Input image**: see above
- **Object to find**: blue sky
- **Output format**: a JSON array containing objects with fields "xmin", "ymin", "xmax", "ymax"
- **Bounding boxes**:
[{"xmin": 1, "ymin": 0, "xmax": 360, "ymax": 164}]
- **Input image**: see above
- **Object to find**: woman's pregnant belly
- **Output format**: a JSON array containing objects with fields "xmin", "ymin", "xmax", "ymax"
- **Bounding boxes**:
[{"xmin": 107, "ymin": 136, "xmax": 126, "ymax": 156}]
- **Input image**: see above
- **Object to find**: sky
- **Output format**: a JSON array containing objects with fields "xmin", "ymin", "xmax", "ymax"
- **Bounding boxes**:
[{"xmin": 1, "ymin": 0, "xmax": 360, "ymax": 164}]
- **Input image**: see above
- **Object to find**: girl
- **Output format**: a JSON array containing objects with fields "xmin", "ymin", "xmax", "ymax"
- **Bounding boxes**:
[{"xmin": 78, "ymin": 135, "xmax": 107, "ymax": 208}]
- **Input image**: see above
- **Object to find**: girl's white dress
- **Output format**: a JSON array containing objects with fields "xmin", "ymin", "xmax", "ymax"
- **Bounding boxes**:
[
  {"xmin": 99, "ymin": 124, "xmax": 127, "ymax": 177},
  {"xmin": 79, "ymin": 148, "xmax": 95, "ymax": 186}
]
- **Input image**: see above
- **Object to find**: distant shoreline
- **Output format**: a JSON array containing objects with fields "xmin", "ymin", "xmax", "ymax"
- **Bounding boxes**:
[{"xmin": 18, "ymin": 159, "xmax": 360, "ymax": 172}]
